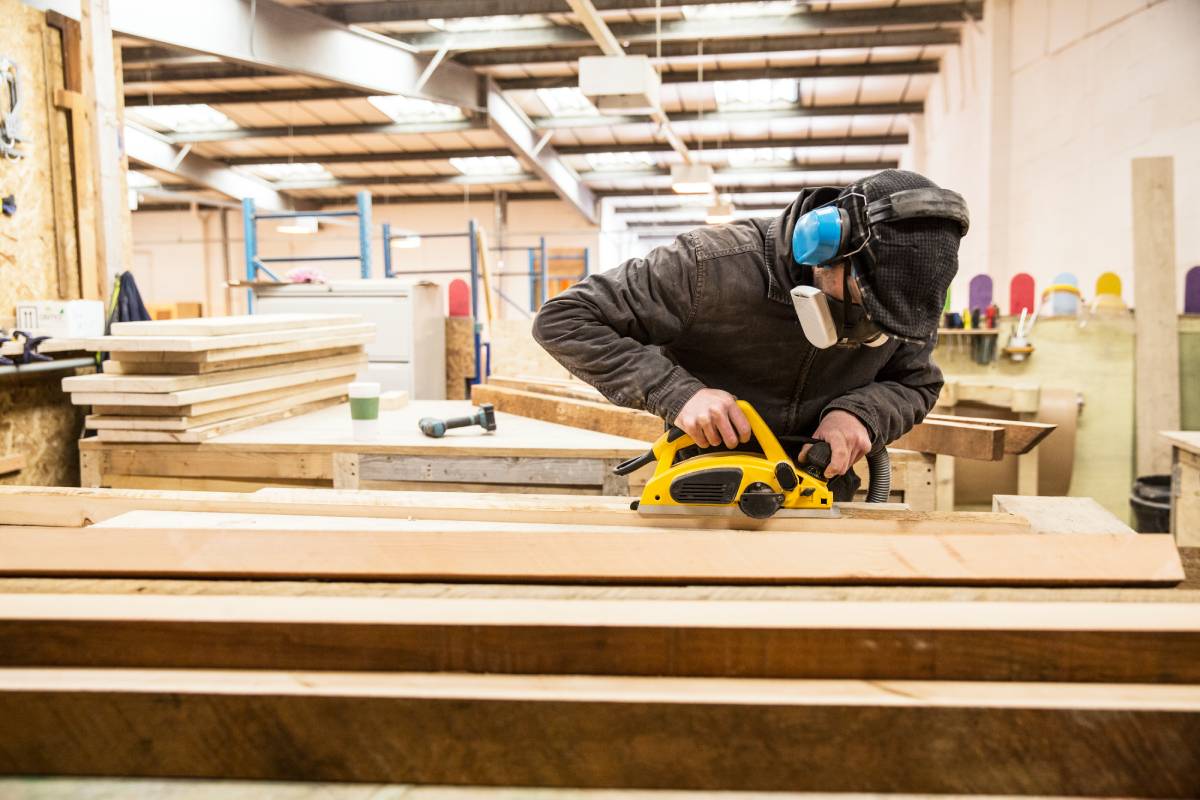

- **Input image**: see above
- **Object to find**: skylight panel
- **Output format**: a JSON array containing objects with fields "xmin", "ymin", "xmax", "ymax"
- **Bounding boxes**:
[
  {"xmin": 429, "ymin": 14, "xmax": 551, "ymax": 32},
  {"xmin": 584, "ymin": 151, "xmax": 657, "ymax": 171},
  {"xmin": 125, "ymin": 104, "xmax": 237, "ymax": 133},
  {"xmin": 368, "ymin": 95, "xmax": 464, "ymax": 124},
  {"xmin": 714, "ymin": 79, "xmax": 799, "ymax": 112},
  {"xmin": 681, "ymin": 2, "xmax": 798, "ymax": 20},
  {"xmin": 449, "ymin": 156, "xmax": 523, "ymax": 176},
  {"xmin": 722, "ymin": 147, "xmax": 796, "ymax": 168},
  {"xmin": 236, "ymin": 162, "xmax": 335, "ymax": 183},
  {"xmin": 536, "ymin": 87, "xmax": 600, "ymax": 117}
]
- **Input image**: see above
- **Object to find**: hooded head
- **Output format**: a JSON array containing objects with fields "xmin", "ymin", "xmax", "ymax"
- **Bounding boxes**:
[{"xmin": 776, "ymin": 169, "xmax": 966, "ymax": 341}]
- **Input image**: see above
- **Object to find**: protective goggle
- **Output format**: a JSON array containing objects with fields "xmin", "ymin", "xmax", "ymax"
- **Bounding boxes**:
[{"xmin": 788, "ymin": 186, "xmax": 969, "ymax": 349}]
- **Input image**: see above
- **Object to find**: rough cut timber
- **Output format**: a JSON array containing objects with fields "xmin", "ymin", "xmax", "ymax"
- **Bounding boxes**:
[
  {"xmin": 472, "ymin": 383, "xmax": 665, "ymax": 441},
  {"xmin": 61, "ymin": 322, "xmax": 375, "ymax": 353},
  {"xmin": 109, "ymin": 313, "xmax": 360, "ymax": 338},
  {"xmin": 3, "ymin": 593, "xmax": 1198, "ymax": 683},
  {"xmin": 67, "ymin": 350, "xmax": 365, "ymax": 394},
  {"xmin": 103, "ymin": 343, "xmax": 368, "ymax": 375},
  {"xmin": 0, "ymin": 523, "xmax": 1183, "ymax": 586},
  {"xmin": 0, "ymin": 669, "xmax": 1197, "ymax": 796},
  {"xmin": 109, "ymin": 326, "xmax": 375, "ymax": 365},
  {"xmin": 93, "ymin": 392, "xmax": 347, "ymax": 444},
  {"xmin": 0, "ymin": 486, "xmax": 1032, "ymax": 535},
  {"xmin": 926, "ymin": 413, "xmax": 1056, "ymax": 455},
  {"xmin": 893, "ymin": 418, "xmax": 1005, "ymax": 461}
]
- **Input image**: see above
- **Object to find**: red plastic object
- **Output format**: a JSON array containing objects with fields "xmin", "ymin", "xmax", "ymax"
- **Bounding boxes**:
[
  {"xmin": 1010, "ymin": 273, "xmax": 1035, "ymax": 316},
  {"xmin": 448, "ymin": 279, "xmax": 470, "ymax": 318}
]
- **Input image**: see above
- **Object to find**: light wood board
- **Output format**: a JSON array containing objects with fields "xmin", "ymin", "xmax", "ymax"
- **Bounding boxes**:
[
  {"xmin": 2, "ymin": 593, "xmax": 1198, "ymax": 683},
  {"xmin": 103, "ymin": 344, "xmax": 366, "ymax": 375},
  {"xmin": 0, "ymin": 486, "xmax": 1031, "ymax": 535},
  {"xmin": 89, "ymin": 376, "xmax": 352, "ymax": 419},
  {"xmin": 892, "ymin": 419, "xmax": 1005, "ymax": 461},
  {"xmin": 109, "ymin": 327, "xmax": 375, "ymax": 365},
  {"xmin": 926, "ymin": 413, "xmax": 1056, "ymax": 455},
  {"xmin": 110, "ymin": 313, "xmax": 361, "ymax": 338},
  {"xmin": 94, "ymin": 393, "xmax": 347, "ymax": 444},
  {"xmin": 60, "ymin": 322, "xmax": 376, "ymax": 354},
  {"xmin": 992, "ymin": 495, "xmax": 1136, "ymax": 535},
  {"xmin": 472, "ymin": 383, "xmax": 665, "ymax": 441},
  {"xmin": 0, "ymin": 524, "xmax": 1182, "ymax": 585},
  {"xmin": 86, "ymin": 378, "xmax": 352, "ymax": 431},
  {"xmin": 68, "ymin": 356, "xmax": 364, "ymax": 407},
  {"xmin": 68, "ymin": 350, "xmax": 366, "ymax": 393},
  {"xmin": 0, "ymin": 669, "xmax": 1196, "ymax": 794}
]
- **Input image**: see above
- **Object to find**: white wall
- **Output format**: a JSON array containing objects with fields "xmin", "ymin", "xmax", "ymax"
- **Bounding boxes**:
[
  {"xmin": 129, "ymin": 199, "xmax": 608, "ymax": 318},
  {"xmin": 921, "ymin": 0, "xmax": 1200, "ymax": 312}
]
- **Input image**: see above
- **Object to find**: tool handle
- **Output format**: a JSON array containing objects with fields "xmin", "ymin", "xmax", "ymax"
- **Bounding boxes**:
[{"xmin": 441, "ymin": 414, "xmax": 478, "ymax": 431}]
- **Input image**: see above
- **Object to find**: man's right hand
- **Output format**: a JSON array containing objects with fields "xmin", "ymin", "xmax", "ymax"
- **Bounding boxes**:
[{"xmin": 674, "ymin": 388, "xmax": 752, "ymax": 449}]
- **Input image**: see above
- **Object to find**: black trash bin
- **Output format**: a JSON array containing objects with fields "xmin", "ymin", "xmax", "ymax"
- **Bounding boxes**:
[{"xmin": 1130, "ymin": 474, "xmax": 1172, "ymax": 533}]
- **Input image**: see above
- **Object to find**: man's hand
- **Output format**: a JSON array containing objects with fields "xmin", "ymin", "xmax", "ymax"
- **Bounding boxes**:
[
  {"xmin": 800, "ymin": 410, "xmax": 872, "ymax": 478},
  {"xmin": 674, "ymin": 389, "xmax": 752, "ymax": 449}
]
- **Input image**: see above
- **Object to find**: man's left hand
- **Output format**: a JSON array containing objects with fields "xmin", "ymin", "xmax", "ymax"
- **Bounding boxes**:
[{"xmin": 801, "ymin": 410, "xmax": 872, "ymax": 478}]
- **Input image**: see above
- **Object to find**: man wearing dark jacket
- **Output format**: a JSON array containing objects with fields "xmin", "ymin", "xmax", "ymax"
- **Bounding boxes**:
[{"xmin": 532, "ymin": 169, "xmax": 968, "ymax": 484}]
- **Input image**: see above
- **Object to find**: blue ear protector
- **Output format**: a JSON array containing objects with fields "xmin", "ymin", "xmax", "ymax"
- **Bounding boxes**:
[{"xmin": 792, "ymin": 187, "xmax": 969, "ymax": 267}]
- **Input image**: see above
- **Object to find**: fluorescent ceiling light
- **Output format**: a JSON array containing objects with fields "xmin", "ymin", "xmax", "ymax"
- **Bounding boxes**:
[
  {"xmin": 277, "ymin": 216, "xmax": 319, "ymax": 235},
  {"xmin": 585, "ymin": 151, "xmax": 657, "ymax": 171},
  {"xmin": 449, "ymin": 155, "xmax": 523, "ymax": 176},
  {"xmin": 236, "ymin": 162, "xmax": 334, "ymax": 183},
  {"xmin": 536, "ymin": 87, "xmax": 600, "ymax": 117},
  {"xmin": 429, "ymin": 14, "xmax": 550, "ymax": 32},
  {"xmin": 722, "ymin": 147, "xmax": 796, "ymax": 168},
  {"xmin": 682, "ymin": 1, "xmax": 797, "ymax": 19},
  {"xmin": 671, "ymin": 163, "xmax": 715, "ymax": 195},
  {"xmin": 706, "ymin": 200, "xmax": 736, "ymax": 224},
  {"xmin": 390, "ymin": 231, "xmax": 422, "ymax": 249},
  {"xmin": 714, "ymin": 79, "xmax": 799, "ymax": 112},
  {"xmin": 125, "ymin": 104, "xmax": 237, "ymax": 133},
  {"xmin": 368, "ymin": 95, "xmax": 464, "ymax": 123}
]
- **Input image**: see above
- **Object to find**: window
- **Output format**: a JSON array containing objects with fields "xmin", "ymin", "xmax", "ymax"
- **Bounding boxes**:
[
  {"xmin": 368, "ymin": 95, "xmax": 464, "ymax": 124},
  {"xmin": 125, "ymin": 104, "xmax": 237, "ymax": 133}
]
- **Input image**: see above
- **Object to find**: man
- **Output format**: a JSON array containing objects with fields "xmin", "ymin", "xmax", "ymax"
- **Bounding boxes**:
[{"xmin": 532, "ymin": 169, "xmax": 968, "ymax": 492}]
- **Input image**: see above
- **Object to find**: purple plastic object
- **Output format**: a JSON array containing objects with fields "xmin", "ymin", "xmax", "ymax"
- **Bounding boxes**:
[
  {"xmin": 1185, "ymin": 266, "xmax": 1200, "ymax": 314},
  {"xmin": 968, "ymin": 274, "xmax": 993, "ymax": 311}
]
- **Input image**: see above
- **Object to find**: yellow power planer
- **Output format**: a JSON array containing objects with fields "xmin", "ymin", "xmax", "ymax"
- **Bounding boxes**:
[{"xmin": 613, "ymin": 400, "xmax": 838, "ymax": 520}]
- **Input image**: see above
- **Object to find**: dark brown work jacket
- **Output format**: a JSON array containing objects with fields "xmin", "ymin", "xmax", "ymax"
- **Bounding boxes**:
[{"xmin": 531, "ymin": 199, "xmax": 943, "ymax": 447}]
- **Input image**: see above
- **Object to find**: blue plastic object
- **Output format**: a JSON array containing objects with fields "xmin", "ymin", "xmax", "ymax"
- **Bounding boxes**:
[{"xmin": 792, "ymin": 206, "xmax": 844, "ymax": 265}]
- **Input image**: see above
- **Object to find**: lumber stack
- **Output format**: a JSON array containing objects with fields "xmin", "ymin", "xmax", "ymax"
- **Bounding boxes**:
[
  {"xmin": 473, "ymin": 375, "xmax": 1055, "ymax": 460},
  {"xmin": 59, "ymin": 314, "xmax": 374, "ymax": 443},
  {"xmin": 0, "ymin": 485, "xmax": 1195, "ymax": 795}
]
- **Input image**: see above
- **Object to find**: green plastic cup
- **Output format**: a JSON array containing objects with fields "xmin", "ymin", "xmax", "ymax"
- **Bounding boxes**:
[{"xmin": 349, "ymin": 381, "xmax": 381, "ymax": 440}]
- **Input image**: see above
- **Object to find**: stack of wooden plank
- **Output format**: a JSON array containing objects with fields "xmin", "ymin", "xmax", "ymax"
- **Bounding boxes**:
[
  {"xmin": 0, "ymin": 485, "xmax": 1195, "ymax": 796},
  {"xmin": 59, "ymin": 314, "xmax": 374, "ymax": 443},
  {"xmin": 472, "ymin": 374, "xmax": 1056, "ymax": 461}
]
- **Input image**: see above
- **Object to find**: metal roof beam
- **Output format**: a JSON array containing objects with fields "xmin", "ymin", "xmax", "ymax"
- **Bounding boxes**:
[
  {"xmin": 122, "ymin": 64, "xmax": 281, "ymax": 84},
  {"xmin": 401, "ymin": 3, "xmax": 981, "ymax": 53},
  {"xmin": 535, "ymin": 102, "xmax": 923, "ymax": 128},
  {"xmin": 109, "ymin": 0, "xmax": 480, "ymax": 109},
  {"xmin": 503, "ymin": 60, "xmax": 941, "ymax": 91},
  {"xmin": 310, "ymin": 0, "xmax": 772, "ymax": 24},
  {"xmin": 164, "ymin": 118, "xmax": 487, "ymax": 144},
  {"xmin": 222, "ymin": 134, "xmax": 908, "ymax": 166},
  {"xmin": 126, "ymin": 88, "xmax": 371, "ymax": 107},
  {"xmin": 125, "ymin": 125, "xmax": 290, "ymax": 210},
  {"xmin": 457, "ymin": 28, "xmax": 961, "ymax": 66}
]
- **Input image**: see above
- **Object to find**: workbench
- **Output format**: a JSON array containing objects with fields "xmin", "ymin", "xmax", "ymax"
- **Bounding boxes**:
[
  {"xmin": 78, "ymin": 400, "xmax": 939, "ymax": 508},
  {"xmin": 1163, "ymin": 430, "xmax": 1200, "ymax": 545}
]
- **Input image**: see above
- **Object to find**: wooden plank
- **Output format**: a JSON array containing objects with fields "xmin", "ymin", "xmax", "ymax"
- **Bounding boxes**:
[
  {"xmin": 0, "ymin": 455, "xmax": 24, "ymax": 476},
  {"xmin": 110, "ymin": 314, "xmax": 361, "ymax": 338},
  {"xmin": 100, "ymin": 449, "xmax": 333, "ymax": 483},
  {"xmin": 68, "ymin": 357, "xmax": 364, "ymax": 407},
  {"xmin": 103, "ymin": 344, "xmax": 365, "ymax": 375},
  {"xmin": 892, "ymin": 419, "xmax": 1005, "ymax": 461},
  {"xmin": 0, "ymin": 669, "xmax": 1197, "ymax": 795},
  {"xmin": 0, "ymin": 524, "xmax": 1182, "ymax": 586},
  {"xmin": 0, "ymin": 486, "xmax": 1031, "ymax": 535},
  {"xmin": 925, "ymin": 413, "xmax": 1055, "ymax": 455},
  {"xmin": 3, "ymin": 593, "xmax": 1199, "ymax": 683},
  {"xmin": 472, "ymin": 383, "xmax": 664, "ymax": 441},
  {"xmin": 358, "ymin": 454, "xmax": 611, "ymax": 486},
  {"xmin": 87, "ymin": 377, "xmax": 352, "ymax": 431},
  {"xmin": 487, "ymin": 374, "xmax": 605, "ymax": 402},
  {"xmin": 992, "ymin": 495, "xmax": 1136, "ymax": 536},
  {"xmin": 95, "ymin": 393, "xmax": 347, "ymax": 444},
  {"xmin": 68, "ymin": 350, "xmax": 365, "ymax": 394},
  {"xmin": 1133, "ymin": 157, "xmax": 1180, "ymax": 475},
  {"xmin": 110, "ymin": 328, "xmax": 375, "ymax": 366},
  {"xmin": 59, "ymin": 322, "xmax": 376, "ymax": 354}
]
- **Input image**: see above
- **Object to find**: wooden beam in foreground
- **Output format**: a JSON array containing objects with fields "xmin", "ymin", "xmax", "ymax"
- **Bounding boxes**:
[
  {"xmin": 3, "ymin": 594, "xmax": 1199, "ymax": 683},
  {"xmin": 0, "ymin": 669, "xmax": 1197, "ymax": 795},
  {"xmin": 893, "ymin": 418, "xmax": 1005, "ymax": 461},
  {"xmin": 0, "ymin": 485, "xmax": 1031, "ymax": 534},
  {"xmin": 926, "ymin": 413, "xmax": 1056, "ymax": 455},
  {"xmin": 0, "ymin": 524, "xmax": 1183, "ymax": 585}
]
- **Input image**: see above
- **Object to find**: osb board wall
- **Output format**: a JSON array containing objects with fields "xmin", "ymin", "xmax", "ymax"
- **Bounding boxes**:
[
  {"xmin": 0, "ymin": 0, "xmax": 88, "ymax": 487},
  {"xmin": 935, "ymin": 316, "xmax": 1135, "ymax": 521},
  {"xmin": 489, "ymin": 319, "xmax": 570, "ymax": 380},
  {"xmin": 445, "ymin": 317, "xmax": 474, "ymax": 400},
  {"xmin": 1180, "ymin": 315, "xmax": 1200, "ymax": 430}
]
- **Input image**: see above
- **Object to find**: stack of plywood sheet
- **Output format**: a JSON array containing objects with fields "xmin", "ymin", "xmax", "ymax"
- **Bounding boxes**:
[{"xmin": 59, "ymin": 314, "xmax": 374, "ymax": 443}]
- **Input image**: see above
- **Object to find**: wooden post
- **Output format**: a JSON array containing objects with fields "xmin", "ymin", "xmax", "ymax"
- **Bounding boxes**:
[{"xmin": 1132, "ymin": 157, "xmax": 1179, "ymax": 476}]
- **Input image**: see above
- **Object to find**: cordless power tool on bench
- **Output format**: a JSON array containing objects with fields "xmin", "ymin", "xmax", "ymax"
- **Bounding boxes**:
[{"xmin": 612, "ymin": 400, "xmax": 890, "ymax": 520}]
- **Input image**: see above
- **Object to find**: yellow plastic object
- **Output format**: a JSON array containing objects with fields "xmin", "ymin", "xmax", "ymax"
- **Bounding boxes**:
[
  {"xmin": 1096, "ymin": 271, "xmax": 1122, "ymax": 298},
  {"xmin": 634, "ymin": 401, "xmax": 834, "ymax": 518}
]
